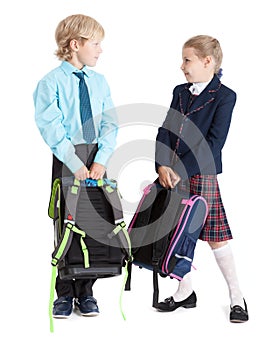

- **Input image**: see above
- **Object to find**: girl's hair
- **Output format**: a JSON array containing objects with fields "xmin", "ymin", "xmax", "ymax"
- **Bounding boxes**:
[
  {"xmin": 183, "ymin": 35, "xmax": 223, "ymax": 74},
  {"xmin": 55, "ymin": 14, "xmax": 105, "ymax": 61}
]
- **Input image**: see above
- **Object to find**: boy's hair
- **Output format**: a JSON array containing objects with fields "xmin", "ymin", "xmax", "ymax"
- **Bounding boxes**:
[
  {"xmin": 183, "ymin": 35, "xmax": 223, "ymax": 74},
  {"xmin": 55, "ymin": 14, "xmax": 105, "ymax": 61}
]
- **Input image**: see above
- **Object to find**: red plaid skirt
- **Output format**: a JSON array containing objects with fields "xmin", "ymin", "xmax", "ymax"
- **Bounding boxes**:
[{"xmin": 179, "ymin": 175, "xmax": 233, "ymax": 242}]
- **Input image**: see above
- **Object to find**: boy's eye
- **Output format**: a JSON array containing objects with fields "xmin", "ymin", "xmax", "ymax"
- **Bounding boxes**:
[{"xmin": 87, "ymin": 40, "xmax": 100, "ymax": 46}]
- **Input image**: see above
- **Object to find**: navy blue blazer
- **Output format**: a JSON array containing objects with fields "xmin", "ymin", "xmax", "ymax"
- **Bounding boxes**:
[{"xmin": 155, "ymin": 75, "xmax": 236, "ymax": 179}]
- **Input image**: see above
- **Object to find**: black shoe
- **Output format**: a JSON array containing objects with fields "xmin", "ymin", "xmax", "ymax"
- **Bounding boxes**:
[
  {"xmin": 53, "ymin": 296, "xmax": 73, "ymax": 318},
  {"xmin": 74, "ymin": 296, "xmax": 100, "ymax": 316},
  {"xmin": 155, "ymin": 291, "xmax": 197, "ymax": 312},
  {"xmin": 230, "ymin": 299, "xmax": 249, "ymax": 323}
]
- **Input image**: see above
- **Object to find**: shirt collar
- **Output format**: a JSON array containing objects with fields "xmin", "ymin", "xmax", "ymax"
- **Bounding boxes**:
[
  {"xmin": 189, "ymin": 80, "xmax": 211, "ymax": 95},
  {"xmin": 60, "ymin": 61, "xmax": 95, "ymax": 77}
]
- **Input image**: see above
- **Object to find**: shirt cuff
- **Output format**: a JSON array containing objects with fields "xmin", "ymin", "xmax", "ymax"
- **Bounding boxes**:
[
  {"xmin": 93, "ymin": 151, "xmax": 109, "ymax": 167},
  {"xmin": 66, "ymin": 155, "xmax": 84, "ymax": 174}
]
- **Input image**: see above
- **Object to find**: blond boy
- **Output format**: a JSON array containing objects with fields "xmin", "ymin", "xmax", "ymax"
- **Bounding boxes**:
[{"xmin": 34, "ymin": 14, "xmax": 117, "ymax": 318}]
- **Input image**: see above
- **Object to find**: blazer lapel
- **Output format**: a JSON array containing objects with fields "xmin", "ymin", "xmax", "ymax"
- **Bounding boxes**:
[
  {"xmin": 179, "ymin": 75, "xmax": 222, "ymax": 118},
  {"xmin": 177, "ymin": 83, "xmax": 192, "ymax": 115}
]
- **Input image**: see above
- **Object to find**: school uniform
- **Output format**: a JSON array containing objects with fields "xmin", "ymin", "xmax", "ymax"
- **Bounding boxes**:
[
  {"xmin": 34, "ymin": 61, "xmax": 118, "ymax": 298},
  {"xmin": 155, "ymin": 74, "xmax": 236, "ymax": 242}
]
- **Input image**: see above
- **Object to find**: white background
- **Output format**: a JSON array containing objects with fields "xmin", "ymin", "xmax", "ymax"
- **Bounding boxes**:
[{"xmin": 0, "ymin": 0, "xmax": 279, "ymax": 348}]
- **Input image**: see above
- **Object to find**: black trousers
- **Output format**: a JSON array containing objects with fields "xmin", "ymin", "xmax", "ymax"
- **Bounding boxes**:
[{"xmin": 52, "ymin": 144, "xmax": 98, "ymax": 298}]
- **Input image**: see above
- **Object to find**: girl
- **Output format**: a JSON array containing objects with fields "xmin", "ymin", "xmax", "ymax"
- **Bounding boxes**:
[{"xmin": 155, "ymin": 35, "xmax": 248, "ymax": 323}]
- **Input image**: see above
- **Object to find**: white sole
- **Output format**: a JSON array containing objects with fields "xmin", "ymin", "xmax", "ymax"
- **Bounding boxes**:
[
  {"xmin": 74, "ymin": 305, "xmax": 100, "ymax": 317},
  {"xmin": 52, "ymin": 314, "xmax": 71, "ymax": 319}
]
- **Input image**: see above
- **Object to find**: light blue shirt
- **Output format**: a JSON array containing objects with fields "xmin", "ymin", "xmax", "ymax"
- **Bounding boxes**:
[{"xmin": 33, "ymin": 61, "xmax": 118, "ymax": 173}]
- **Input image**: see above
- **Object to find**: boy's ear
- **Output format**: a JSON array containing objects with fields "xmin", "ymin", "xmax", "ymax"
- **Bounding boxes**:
[{"xmin": 69, "ymin": 39, "xmax": 79, "ymax": 52}]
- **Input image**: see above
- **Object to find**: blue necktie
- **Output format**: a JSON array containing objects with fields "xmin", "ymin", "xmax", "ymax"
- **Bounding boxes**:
[{"xmin": 73, "ymin": 72, "xmax": 96, "ymax": 144}]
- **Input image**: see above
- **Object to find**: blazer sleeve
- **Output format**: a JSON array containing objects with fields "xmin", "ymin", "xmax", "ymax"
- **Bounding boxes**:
[
  {"xmin": 205, "ymin": 90, "xmax": 236, "ymax": 154},
  {"xmin": 155, "ymin": 87, "xmax": 180, "ymax": 172}
]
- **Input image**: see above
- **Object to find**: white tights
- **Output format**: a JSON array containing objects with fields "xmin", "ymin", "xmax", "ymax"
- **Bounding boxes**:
[
  {"xmin": 213, "ymin": 244, "xmax": 244, "ymax": 307},
  {"xmin": 173, "ymin": 243, "xmax": 244, "ymax": 307}
]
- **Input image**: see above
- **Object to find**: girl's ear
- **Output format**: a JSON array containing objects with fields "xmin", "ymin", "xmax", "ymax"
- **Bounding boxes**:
[
  {"xmin": 204, "ymin": 55, "xmax": 213, "ymax": 68},
  {"xmin": 69, "ymin": 39, "xmax": 79, "ymax": 52}
]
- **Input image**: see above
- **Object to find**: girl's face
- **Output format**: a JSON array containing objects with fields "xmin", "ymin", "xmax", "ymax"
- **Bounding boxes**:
[
  {"xmin": 69, "ymin": 38, "xmax": 103, "ymax": 69},
  {"xmin": 181, "ymin": 47, "xmax": 214, "ymax": 83}
]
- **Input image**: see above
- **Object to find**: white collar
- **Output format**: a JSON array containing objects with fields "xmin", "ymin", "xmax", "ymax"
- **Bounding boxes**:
[{"xmin": 189, "ymin": 81, "xmax": 211, "ymax": 95}]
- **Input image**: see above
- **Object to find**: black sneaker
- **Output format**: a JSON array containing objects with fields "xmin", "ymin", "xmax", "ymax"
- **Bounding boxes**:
[
  {"xmin": 155, "ymin": 291, "xmax": 197, "ymax": 312},
  {"xmin": 75, "ymin": 296, "xmax": 100, "ymax": 316},
  {"xmin": 53, "ymin": 296, "xmax": 73, "ymax": 318},
  {"xmin": 230, "ymin": 299, "xmax": 249, "ymax": 323}
]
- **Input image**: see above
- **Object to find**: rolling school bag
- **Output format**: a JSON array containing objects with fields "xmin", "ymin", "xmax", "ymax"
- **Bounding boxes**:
[
  {"xmin": 125, "ymin": 181, "xmax": 208, "ymax": 307},
  {"xmin": 48, "ymin": 176, "xmax": 132, "ymax": 330}
]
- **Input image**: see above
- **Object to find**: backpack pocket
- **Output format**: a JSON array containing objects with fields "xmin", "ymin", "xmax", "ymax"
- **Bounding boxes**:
[{"xmin": 173, "ymin": 235, "xmax": 196, "ymax": 274}]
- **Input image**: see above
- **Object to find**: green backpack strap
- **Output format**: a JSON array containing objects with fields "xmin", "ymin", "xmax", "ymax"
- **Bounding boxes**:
[
  {"xmin": 49, "ymin": 222, "xmax": 74, "ymax": 333},
  {"xmin": 48, "ymin": 177, "xmax": 61, "ymax": 220},
  {"xmin": 100, "ymin": 181, "xmax": 133, "ymax": 320},
  {"xmin": 101, "ymin": 183, "xmax": 132, "ymax": 262},
  {"xmin": 64, "ymin": 178, "xmax": 81, "ymax": 222},
  {"xmin": 109, "ymin": 221, "xmax": 132, "ymax": 262},
  {"xmin": 50, "ymin": 178, "xmax": 86, "ymax": 266},
  {"xmin": 49, "ymin": 178, "xmax": 89, "ymax": 332}
]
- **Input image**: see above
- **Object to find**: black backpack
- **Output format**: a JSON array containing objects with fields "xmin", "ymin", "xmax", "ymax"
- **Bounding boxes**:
[
  {"xmin": 125, "ymin": 181, "xmax": 208, "ymax": 307},
  {"xmin": 48, "ymin": 176, "xmax": 132, "ymax": 330}
]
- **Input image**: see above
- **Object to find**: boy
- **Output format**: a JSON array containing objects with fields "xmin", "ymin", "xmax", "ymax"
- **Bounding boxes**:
[{"xmin": 33, "ymin": 14, "xmax": 118, "ymax": 318}]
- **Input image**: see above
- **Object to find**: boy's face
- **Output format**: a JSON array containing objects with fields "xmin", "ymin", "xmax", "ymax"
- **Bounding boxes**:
[
  {"xmin": 181, "ymin": 47, "xmax": 214, "ymax": 83},
  {"xmin": 69, "ymin": 38, "xmax": 103, "ymax": 69}
]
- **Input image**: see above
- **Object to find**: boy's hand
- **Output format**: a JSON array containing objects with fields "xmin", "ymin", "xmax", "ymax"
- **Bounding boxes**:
[
  {"xmin": 89, "ymin": 162, "xmax": 106, "ymax": 180},
  {"xmin": 74, "ymin": 165, "xmax": 90, "ymax": 181}
]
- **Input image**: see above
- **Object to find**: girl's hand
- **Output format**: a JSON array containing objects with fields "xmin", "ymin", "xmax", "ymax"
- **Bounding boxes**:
[
  {"xmin": 170, "ymin": 169, "xmax": 181, "ymax": 187},
  {"xmin": 158, "ymin": 166, "xmax": 181, "ymax": 188},
  {"xmin": 158, "ymin": 166, "xmax": 174, "ymax": 188},
  {"xmin": 89, "ymin": 162, "xmax": 106, "ymax": 180}
]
